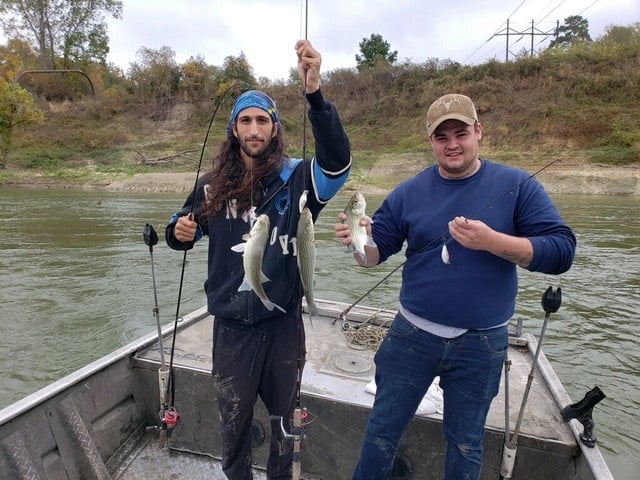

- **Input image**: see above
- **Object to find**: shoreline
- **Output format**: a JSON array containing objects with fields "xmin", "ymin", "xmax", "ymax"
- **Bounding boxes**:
[{"xmin": 2, "ymin": 164, "xmax": 640, "ymax": 195}]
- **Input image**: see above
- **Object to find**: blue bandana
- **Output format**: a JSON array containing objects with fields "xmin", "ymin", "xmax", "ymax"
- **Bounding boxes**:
[{"xmin": 226, "ymin": 90, "xmax": 280, "ymax": 138}]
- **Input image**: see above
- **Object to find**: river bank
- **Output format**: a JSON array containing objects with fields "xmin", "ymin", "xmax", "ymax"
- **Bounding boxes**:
[{"xmin": 2, "ymin": 162, "xmax": 640, "ymax": 195}]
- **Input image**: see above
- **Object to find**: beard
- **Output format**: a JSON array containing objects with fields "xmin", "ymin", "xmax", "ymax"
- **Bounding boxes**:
[{"xmin": 239, "ymin": 136, "xmax": 271, "ymax": 160}]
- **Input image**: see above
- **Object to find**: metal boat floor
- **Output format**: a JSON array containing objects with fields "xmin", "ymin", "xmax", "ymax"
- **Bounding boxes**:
[
  {"xmin": 117, "ymin": 432, "xmax": 268, "ymax": 479},
  {"xmin": 135, "ymin": 300, "xmax": 574, "ymax": 445}
]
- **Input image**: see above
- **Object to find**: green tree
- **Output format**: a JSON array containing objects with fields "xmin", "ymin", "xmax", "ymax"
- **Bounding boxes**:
[
  {"xmin": 128, "ymin": 46, "xmax": 181, "ymax": 105},
  {"xmin": 0, "ymin": 77, "xmax": 45, "ymax": 167},
  {"xmin": 355, "ymin": 33, "xmax": 398, "ymax": 72},
  {"xmin": 548, "ymin": 15, "xmax": 592, "ymax": 49},
  {"xmin": 221, "ymin": 52, "xmax": 257, "ymax": 88},
  {"xmin": 0, "ymin": 37, "xmax": 40, "ymax": 80},
  {"xmin": 600, "ymin": 23, "xmax": 640, "ymax": 48},
  {"xmin": 180, "ymin": 55, "xmax": 224, "ymax": 103},
  {"xmin": 0, "ymin": 0, "xmax": 122, "ymax": 69}
]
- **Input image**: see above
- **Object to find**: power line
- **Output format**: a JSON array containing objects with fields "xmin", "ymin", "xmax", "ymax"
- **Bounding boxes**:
[
  {"xmin": 537, "ymin": 0, "xmax": 566, "ymax": 24},
  {"xmin": 577, "ymin": 0, "xmax": 600, "ymax": 17},
  {"xmin": 463, "ymin": 0, "xmax": 528, "ymax": 62},
  {"xmin": 506, "ymin": 0, "xmax": 529, "ymax": 22},
  {"xmin": 493, "ymin": 18, "xmax": 558, "ymax": 61},
  {"xmin": 463, "ymin": 0, "xmax": 601, "ymax": 65},
  {"xmin": 533, "ymin": 0, "xmax": 558, "ymax": 21}
]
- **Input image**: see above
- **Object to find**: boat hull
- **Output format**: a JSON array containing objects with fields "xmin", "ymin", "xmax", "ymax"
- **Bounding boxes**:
[{"xmin": 0, "ymin": 301, "xmax": 612, "ymax": 479}]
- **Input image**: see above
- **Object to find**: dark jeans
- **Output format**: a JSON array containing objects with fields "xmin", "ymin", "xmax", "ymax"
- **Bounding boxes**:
[
  {"xmin": 353, "ymin": 313, "xmax": 507, "ymax": 480},
  {"xmin": 212, "ymin": 315, "xmax": 306, "ymax": 480}
]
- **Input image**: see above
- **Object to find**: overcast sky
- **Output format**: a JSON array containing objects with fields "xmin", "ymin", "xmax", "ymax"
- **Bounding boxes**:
[{"xmin": 104, "ymin": 0, "xmax": 637, "ymax": 79}]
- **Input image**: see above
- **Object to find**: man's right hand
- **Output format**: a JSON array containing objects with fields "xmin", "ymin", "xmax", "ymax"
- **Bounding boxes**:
[{"xmin": 174, "ymin": 214, "xmax": 197, "ymax": 242}]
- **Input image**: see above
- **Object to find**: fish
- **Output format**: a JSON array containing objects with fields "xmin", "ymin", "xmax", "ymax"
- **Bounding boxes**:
[
  {"xmin": 299, "ymin": 189, "xmax": 308, "ymax": 213},
  {"xmin": 343, "ymin": 192, "xmax": 371, "ymax": 263},
  {"xmin": 441, "ymin": 243, "xmax": 451, "ymax": 264},
  {"xmin": 237, "ymin": 214, "xmax": 286, "ymax": 313},
  {"xmin": 228, "ymin": 207, "xmax": 258, "ymax": 254},
  {"xmin": 296, "ymin": 207, "xmax": 319, "ymax": 321}
]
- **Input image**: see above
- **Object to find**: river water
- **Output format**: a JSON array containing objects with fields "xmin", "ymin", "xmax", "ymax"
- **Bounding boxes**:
[{"xmin": 0, "ymin": 186, "xmax": 638, "ymax": 479}]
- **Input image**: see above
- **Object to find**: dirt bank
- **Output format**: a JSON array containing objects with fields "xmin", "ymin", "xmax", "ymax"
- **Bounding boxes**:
[{"xmin": 102, "ymin": 164, "xmax": 640, "ymax": 195}]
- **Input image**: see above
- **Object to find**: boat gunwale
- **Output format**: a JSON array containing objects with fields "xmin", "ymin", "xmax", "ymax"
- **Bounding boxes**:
[
  {"xmin": 0, "ymin": 306, "xmax": 209, "ymax": 426},
  {"xmin": 524, "ymin": 335, "xmax": 614, "ymax": 479}
]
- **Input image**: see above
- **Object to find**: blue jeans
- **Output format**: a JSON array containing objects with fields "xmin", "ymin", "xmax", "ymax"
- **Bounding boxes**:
[{"xmin": 353, "ymin": 313, "xmax": 507, "ymax": 480}]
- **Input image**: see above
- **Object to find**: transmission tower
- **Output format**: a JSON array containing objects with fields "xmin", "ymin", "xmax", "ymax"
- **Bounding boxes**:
[{"xmin": 493, "ymin": 19, "xmax": 559, "ymax": 61}]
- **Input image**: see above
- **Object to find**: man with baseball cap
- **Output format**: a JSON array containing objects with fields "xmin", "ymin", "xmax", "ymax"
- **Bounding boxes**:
[{"xmin": 336, "ymin": 93, "xmax": 576, "ymax": 479}]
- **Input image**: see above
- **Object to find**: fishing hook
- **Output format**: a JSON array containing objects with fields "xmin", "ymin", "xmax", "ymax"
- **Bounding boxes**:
[{"xmin": 336, "ymin": 159, "xmax": 562, "ymax": 320}]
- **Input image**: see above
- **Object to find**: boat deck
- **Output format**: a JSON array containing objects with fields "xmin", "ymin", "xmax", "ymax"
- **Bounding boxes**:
[
  {"xmin": 124, "ymin": 299, "xmax": 579, "ymax": 479},
  {"xmin": 0, "ymin": 299, "xmax": 611, "ymax": 480}
]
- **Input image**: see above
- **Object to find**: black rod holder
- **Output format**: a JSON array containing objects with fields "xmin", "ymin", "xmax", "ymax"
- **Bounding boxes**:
[{"xmin": 560, "ymin": 386, "xmax": 606, "ymax": 448}]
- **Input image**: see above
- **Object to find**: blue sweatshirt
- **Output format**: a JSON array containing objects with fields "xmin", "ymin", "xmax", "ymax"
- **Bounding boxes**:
[
  {"xmin": 372, "ymin": 159, "xmax": 576, "ymax": 329},
  {"xmin": 166, "ymin": 90, "xmax": 351, "ymax": 324}
]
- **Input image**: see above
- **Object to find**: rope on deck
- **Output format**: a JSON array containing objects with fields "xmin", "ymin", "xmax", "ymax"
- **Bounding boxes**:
[{"xmin": 342, "ymin": 312, "xmax": 390, "ymax": 351}]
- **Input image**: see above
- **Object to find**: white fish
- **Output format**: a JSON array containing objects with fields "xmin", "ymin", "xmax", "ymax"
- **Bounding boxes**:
[
  {"xmin": 229, "ymin": 207, "xmax": 257, "ymax": 254},
  {"xmin": 296, "ymin": 207, "xmax": 319, "ymax": 321},
  {"xmin": 299, "ymin": 189, "xmax": 308, "ymax": 213},
  {"xmin": 344, "ymin": 192, "xmax": 371, "ymax": 263},
  {"xmin": 237, "ymin": 214, "xmax": 286, "ymax": 313},
  {"xmin": 441, "ymin": 243, "xmax": 451, "ymax": 264}
]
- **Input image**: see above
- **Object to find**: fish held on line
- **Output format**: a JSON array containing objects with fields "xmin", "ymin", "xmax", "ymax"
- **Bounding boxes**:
[
  {"xmin": 441, "ymin": 243, "xmax": 451, "ymax": 264},
  {"xmin": 299, "ymin": 189, "xmax": 308, "ymax": 213},
  {"xmin": 297, "ymin": 206, "xmax": 318, "ymax": 321},
  {"xmin": 344, "ymin": 192, "xmax": 375, "ymax": 263},
  {"xmin": 236, "ymin": 214, "xmax": 286, "ymax": 313}
]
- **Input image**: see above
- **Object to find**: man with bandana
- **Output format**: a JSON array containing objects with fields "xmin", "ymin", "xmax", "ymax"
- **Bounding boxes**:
[{"xmin": 166, "ymin": 40, "xmax": 351, "ymax": 479}]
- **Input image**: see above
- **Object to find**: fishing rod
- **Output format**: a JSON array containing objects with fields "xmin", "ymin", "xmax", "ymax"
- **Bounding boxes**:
[
  {"xmin": 292, "ymin": 2, "xmax": 310, "ymax": 478},
  {"xmin": 501, "ymin": 286, "xmax": 562, "ymax": 479},
  {"xmin": 270, "ymin": 3, "xmax": 312, "ymax": 479},
  {"xmin": 300, "ymin": 0, "xmax": 309, "ymax": 165},
  {"xmin": 335, "ymin": 159, "xmax": 562, "ymax": 322}
]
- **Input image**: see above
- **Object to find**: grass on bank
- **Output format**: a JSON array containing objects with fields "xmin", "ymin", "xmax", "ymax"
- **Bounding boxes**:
[{"xmin": 3, "ymin": 36, "xmax": 640, "ymax": 186}]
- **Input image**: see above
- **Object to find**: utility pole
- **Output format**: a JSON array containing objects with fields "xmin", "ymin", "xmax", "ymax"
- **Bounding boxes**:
[{"xmin": 493, "ymin": 19, "xmax": 559, "ymax": 61}]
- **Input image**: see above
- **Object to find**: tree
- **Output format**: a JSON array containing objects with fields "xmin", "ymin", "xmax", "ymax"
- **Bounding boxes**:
[
  {"xmin": 600, "ymin": 23, "xmax": 640, "ymax": 48},
  {"xmin": 0, "ymin": 77, "xmax": 45, "ymax": 167},
  {"xmin": 221, "ymin": 52, "xmax": 257, "ymax": 88},
  {"xmin": 180, "ymin": 55, "xmax": 223, "ymax": 103},
  {"xmin": 0, "ymin": 37, "xmax": 40, "ymax": 80},
  {"xmin": 0, "ymin": 0, "xmax": 123, "ymax": 69},
  {"xmin": 548, "ymin": 15, "xmax": 592, "ymax": 49},
  {"xmin": 127, "ymin": 46, "xmax": 181, "ymax": 106},
  {"xmin": 355, "ymin": 34, "xmax": 398, "ymax": 72}
]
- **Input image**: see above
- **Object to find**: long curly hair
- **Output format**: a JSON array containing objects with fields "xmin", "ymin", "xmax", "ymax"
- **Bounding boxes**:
[{"xmin": 201, "ymin": 128, "xmax": 287, "ymax": 218}]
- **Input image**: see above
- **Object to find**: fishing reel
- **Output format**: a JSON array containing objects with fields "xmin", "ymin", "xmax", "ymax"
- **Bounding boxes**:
[
  {"xmin": 270, "ymin": 408, "xmax": 315, "ymax": 442},
  {"xmin": 146, "ymin": 404, "xmax": 181, "ymax": 448},
  {"xmin": 159, "ymin": 404, "xmax": 181, "ymax": 435}
]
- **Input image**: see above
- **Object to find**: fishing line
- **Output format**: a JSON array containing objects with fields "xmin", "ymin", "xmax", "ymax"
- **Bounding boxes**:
[
  {"xmin": 290, "ymin": 5, "xmax": 310, "ymax": 480},
  {"xmin": 299, "ymin": 0, "xmax": 310, "ymax": 172},
  {"xmin": 337, "ymin": 159, "xmax": 561, "ymax": 319},
  {"xmin": 294, "ymin": 0, "xmax": 310, "ymax": 414}
]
